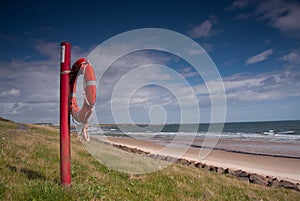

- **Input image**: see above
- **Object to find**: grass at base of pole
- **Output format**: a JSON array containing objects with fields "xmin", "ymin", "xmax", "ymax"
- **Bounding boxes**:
[{"xmin": 0, "ymin": 117, "xmax": 299, "ymax": 201}]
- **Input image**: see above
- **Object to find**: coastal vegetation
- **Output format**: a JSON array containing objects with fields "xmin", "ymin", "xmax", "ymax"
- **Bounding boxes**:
[{"xmin": 0, "ymin": 117, "xmax": 299, "ymax": 200}]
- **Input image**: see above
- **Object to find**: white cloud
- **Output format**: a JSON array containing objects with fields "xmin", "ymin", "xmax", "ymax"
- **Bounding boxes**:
[
  {"xmin": 87, "ymin": 42, "xmax": 212, "ymax": 124},
  {"xmin": 177, "ymin": 67, "xmax": 200, "ymax": 79},
  {"xmin": 0, "ymin": 88, "xmax": 21, "ymax": 97},
  {"xmin": 187, "ymin": 16, "xmax": 217, "ymax": 39},
  {"xmin": 0, "ymin": 40, "xmax": 90, "ymax": 123},
  {"xmin": 192, "ymin": 67, "xmax": 300, "ymax": 108},
  {"xmin": 229, "ymin": 0, "xmax": 250, "ymax": 9},
  {"xmin": 256, "ymin": 0, "xmax": 300, "ymax": 37},
  {"xmin": 106, "ymin": 62, "xmax": 198, "ymax": 112},
  {"xmin": 0, "ymin": 102, "xmax": 22, "ymax": 115},
  {"xmin": 223, "ymin": 69, "xmax": 300, "ymax": 103},
  {"xmin": 184, "ymin": 47, "xmax": 205, "ymax": 56},
  {"xmin": 282, "ymin": 50, "xmax": 300, "ymax": 64},
  {"xmin": 94, "ymin": 50, "xmax": 172, "ymax": 103},
  {"xmin": 245, "ymin": 49, "xmax": 273, "ymax": 65},
  {"xmin": 1, "ymin": 38, "xmax": 299, "ymax": 124},
  {"xmin": 34, "ymin": 40, "xmax": 59, "ymax": 59},
  {"xmin": 86, "ymin": 48, "xmax": 189, "ymax": 123},
  {"xmin": 231, "ymin": 0, "xmax": 300, "ymax": 38}
]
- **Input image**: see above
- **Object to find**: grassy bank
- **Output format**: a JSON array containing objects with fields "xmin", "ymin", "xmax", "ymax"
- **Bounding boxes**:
[{"xmin": 0, "ymin": 118, "xmax": 300, "ymax": 201}]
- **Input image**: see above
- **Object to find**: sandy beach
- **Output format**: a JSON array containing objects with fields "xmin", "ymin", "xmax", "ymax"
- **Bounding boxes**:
[{"xmin": 92, "ymin": 136, "xmax": 300, "ymax": 184}]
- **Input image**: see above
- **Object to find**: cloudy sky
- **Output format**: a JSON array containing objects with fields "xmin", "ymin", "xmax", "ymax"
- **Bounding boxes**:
[{"xmin": 0, "ymin": 0, "xmax": 299, "ymax": 124}]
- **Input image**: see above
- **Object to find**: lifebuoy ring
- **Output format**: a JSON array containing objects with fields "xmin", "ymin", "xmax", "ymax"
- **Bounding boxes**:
[{"xmin": 70, "ymin": 58, "xmax": 96, "ymax": 124}]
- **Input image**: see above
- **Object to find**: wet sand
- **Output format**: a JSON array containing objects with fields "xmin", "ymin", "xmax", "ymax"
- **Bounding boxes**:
[{"xmin": 96, "ymin": 136, "xmax": 300, "ymax": 183}]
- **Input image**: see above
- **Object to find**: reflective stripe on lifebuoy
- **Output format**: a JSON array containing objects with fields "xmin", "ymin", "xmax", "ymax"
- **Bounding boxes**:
[{"xmin": 70, "ymin": 58, "xmax": 96, "ymax": 123}]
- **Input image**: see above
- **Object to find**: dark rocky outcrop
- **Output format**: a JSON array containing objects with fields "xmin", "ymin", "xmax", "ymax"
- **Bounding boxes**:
[
  {"xmin": 229, "ymin": 169, "xmax": 249, "ymax": 181},
  {"xmin": 249, "ymin": 174, "xmax": 270, "ymax": 186},
  {"xmin": 216, "ymin": 167, "xmax": 226, "ymax": 174}
]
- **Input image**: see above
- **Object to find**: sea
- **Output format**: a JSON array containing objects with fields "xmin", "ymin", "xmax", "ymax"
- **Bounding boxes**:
[{"xmin": 87, "ymin": 120, "xmax": 300, "ymax": 159}]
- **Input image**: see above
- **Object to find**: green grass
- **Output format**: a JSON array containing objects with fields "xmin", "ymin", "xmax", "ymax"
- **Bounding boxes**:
[{"xmin": 0, "ymin": 117, "xmax": 300, "ymax": 200}]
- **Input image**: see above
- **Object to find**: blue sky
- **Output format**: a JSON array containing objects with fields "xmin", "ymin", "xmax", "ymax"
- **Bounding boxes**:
[{"xmin": 0, "ymin": 0, "xmax": 299, "ymax": 124}]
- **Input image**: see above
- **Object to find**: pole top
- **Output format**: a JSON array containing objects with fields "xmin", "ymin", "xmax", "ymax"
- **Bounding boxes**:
[{"xmin": 61, "ymin": 42, "xmax": 71, "ymax": 46}]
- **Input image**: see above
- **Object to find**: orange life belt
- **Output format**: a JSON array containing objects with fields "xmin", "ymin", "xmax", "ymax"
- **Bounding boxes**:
[{"xmin": 70, "ymin": 58, "xmax": 96, "ymax": 123}]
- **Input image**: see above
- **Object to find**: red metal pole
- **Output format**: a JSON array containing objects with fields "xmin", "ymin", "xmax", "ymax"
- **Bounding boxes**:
[{"xmin": 60, "ymin": 42, "xmax": 71, "ymax": 185}]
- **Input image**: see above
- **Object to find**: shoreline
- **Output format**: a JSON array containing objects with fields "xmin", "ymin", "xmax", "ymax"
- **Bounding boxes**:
[
  {"xmin": 89, "ymin": 136, "xmax": 300, "ymax": 190},
  {"xmin": 190, "ymin": 144, "xmax": 300, "ymax": 159}
]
